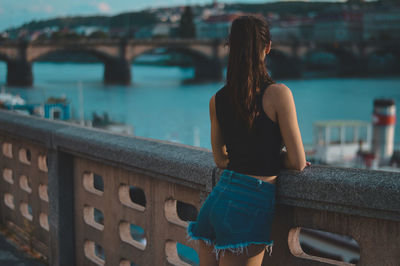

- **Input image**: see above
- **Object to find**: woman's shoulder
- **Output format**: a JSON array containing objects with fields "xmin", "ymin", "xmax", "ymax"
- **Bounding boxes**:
[
  {"xmin": 263, "ymin": 83, "xmax": 293, "ymax": 102},
  {"xmin": 262, "ymin": 83, "xmax": 295, "ymax": 117},
  {"xmin": 265, "ymin": 82, "xmax": 291, "ymax": 94}
]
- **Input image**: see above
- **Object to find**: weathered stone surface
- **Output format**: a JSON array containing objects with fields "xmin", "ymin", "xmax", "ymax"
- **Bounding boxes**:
[
  {"xmin": 0, "ymin": 110, "xmax": 68, "ymax": 148},
  {"xmin": 277, "ymin": 165, "xmax": 400, "ymax": 221},
  {"xmin": 53, "ymin": 125, "xmax": 215, "ymax": 188}
]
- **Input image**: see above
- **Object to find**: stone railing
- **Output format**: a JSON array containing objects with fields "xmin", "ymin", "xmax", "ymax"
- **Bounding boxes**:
[{"xmin": 0, "ymin": 109, "xmax": 399, "ymax": 266}]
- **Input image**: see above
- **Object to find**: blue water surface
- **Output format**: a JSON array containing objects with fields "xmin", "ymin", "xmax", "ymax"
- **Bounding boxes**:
[{"xmin": 0, "ymin": 62, "xmax": 399, "ymax": 149}]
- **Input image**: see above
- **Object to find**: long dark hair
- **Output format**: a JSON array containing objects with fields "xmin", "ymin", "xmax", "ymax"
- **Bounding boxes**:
[{"xmin": 226, "ymin": 15, "xmax": 274, "ymax": 131}]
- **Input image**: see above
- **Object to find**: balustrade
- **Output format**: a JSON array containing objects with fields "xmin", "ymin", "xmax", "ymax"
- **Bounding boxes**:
[{"xmin": 0, "ymin": 109, "xmax": 399, "ymax": 266}]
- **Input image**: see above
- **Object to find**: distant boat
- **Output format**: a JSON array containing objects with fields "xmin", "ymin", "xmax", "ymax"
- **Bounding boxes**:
[
  {"xmin": 310, "ymin": 120, "xmax": 372, "ymax": 167},
  {"xmin": 0, "ymin": 90, "xmax": 26, "ymax": 106},
  {"xmin": 91, "ymin": 112, "xmax": 134, "ymax": 135},
  {"xmin": 308, "ymin": 119, "xmax": 400, "ymax": 172}
]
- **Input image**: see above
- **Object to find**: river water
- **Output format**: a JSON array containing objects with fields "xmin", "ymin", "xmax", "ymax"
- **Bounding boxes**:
[{"xmin": 1, "ymin": 62, "xmax": 400, "ymax": 150}]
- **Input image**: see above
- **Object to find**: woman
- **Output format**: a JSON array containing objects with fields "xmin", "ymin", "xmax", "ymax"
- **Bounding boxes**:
[{"xmin": 187, "ymin": 15, "xmax": 308, "ymax": 266}]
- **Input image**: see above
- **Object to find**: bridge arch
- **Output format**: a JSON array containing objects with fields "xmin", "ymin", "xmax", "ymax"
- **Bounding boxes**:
[
  {"xmin": 30, "ymin": 47, "xmax": 114, "ymax": 63},
  {"xmin": 2, "ymin": 40, "xmax": 227, "ymax": 86}
]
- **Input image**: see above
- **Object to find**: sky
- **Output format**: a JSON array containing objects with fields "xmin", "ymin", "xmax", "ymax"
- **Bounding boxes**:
[{"xmin": 0, "ymin": 0, "xmax": 348, "ymax": 31}]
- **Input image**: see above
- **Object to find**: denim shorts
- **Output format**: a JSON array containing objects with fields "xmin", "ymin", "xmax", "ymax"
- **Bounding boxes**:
[{"xmin": 187, "ymin": 169, "xmax": 276, "ymax": 256}]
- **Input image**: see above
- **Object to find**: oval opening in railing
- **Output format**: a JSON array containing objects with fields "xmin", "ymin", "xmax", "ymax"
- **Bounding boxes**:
[
  {"xmin": 288, "ymin": 227, "xmax": 360, "ymax": 265},
  {"xmin": 84, "ymin": 240, "xmax": 105, "ymax": 266},
  {"xmin": 177, "ymin": 201, "xmax": 198, "ymax": 222},
  {"xmin": 83, "ymin": 171, "xmax": 104, "ymax": 196},
  {"xmin": 165, "ymin": 199, "xmax": 198, "ymax": 227},
  {"xmin": 18, "ymin": 148, "xmax": 31, "ymax": 165},
  {"xmin": 165, "ymin": 240, "xmax": 199, "ymax": 266},
  {"xmin": 119, "ymin": 184, "xmax": 146, "ymax": 211},
  {"xmin": 94, "ymin": 208, "xmax": 104, "ymax": 225},
  {"xmin": 177, "ymin": 242, "xmax": 199, "ymax": 266},
  {"xmin": 95, "ymin": 243, "xmax": 105, "ymax": 262},
  {"xmin": 129, "ymin": 185, "xmax": 146, "ymax": 207},
  {"xmin": 20, "ymin": 202, "xmax": 33, "ymax": 221},
  {"xmin": 83, "ymin": 205, "xmax": 104, "ymax": 231},
  {"xmin": 93, "ymin": 173, "xmax": 104, "ymax": 191},
  {"xmin": 119, "ymin": 221, "xmax": 147, "ymax": 250}
]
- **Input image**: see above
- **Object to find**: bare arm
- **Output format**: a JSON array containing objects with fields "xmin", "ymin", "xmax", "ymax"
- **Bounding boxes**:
[
  {"xmin": 269, "ymin": 84, "xmax": 306, "ymax": 171},
  {"xmin": 209, "ymin": 94, "xmax": 229, "ymax": 169}
]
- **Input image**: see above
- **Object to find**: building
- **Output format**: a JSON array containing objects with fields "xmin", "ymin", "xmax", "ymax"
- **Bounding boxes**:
[
  {"xmin": 134, "ymin": 26, "xmax": 153, "ymax": 39},
  {"xmin": 312, "ymin": 9, "xmax": 363, "ymax": 43},
  {"xmin": 363, "ymin": 8, "xmax": 400, "ymax": 41},
  {"xmin": 152, "ymin": 23, "xmax": 174, "ymax": 38},
  {"xmin": 73, "ymin": 26, "xmax": 109, "ymax": 36},
  {"xmin": 270, "ymin": 16, "xmax": 314, "ymax": 42},
  {"xmin": 195, "ymin": 12, "xmax": 244, "ymax": 39}
]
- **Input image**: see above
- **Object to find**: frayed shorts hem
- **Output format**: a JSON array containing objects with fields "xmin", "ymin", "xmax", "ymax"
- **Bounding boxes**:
[
  {"xmin": 187, "ymin": 222, "xmax": 214, "ymax": 246},
  {"xmin": 187, "ymin": 222, "xmax": 274, "ymax": 258}
]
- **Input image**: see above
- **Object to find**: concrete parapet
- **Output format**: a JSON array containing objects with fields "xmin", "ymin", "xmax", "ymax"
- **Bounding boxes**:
[{"xmin": 0, "ymin": 110, "xmax": 399, "ymax": 265}]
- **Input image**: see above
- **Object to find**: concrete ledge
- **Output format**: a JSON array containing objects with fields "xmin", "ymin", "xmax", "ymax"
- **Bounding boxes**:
[
  {"xmin": 53, "ymin": 125, "xmax": 215, "ymax": 188},
  {"xmin": 0, "ymin": 110, "xmax": 215, "ymax": 188},
  {"xmin": 0, "ymin": 110, "xmax": 399, "ymax": 222},
  {"xmin": 0, "ymin": 110, "xmax": 67, "ymax": 148},
  {"xmin": 277, "ymin": 165, "xmax": 400, "ymax": 221}
]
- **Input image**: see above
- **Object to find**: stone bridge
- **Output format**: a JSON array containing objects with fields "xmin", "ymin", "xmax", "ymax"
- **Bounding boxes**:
[
  {"xmin": 0, "ymin": 39, "xmax": 228, "ymax": 86},
  {"xmin": 0, "ymin": 39, "xmax": 398, "ymax": 86},
  {"xmin": 0, "ymin": 109, "xmax": 399, "ymax": 265}
]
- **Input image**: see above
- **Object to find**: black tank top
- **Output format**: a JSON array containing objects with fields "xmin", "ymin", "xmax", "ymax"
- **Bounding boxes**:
[{"xmin": 215, "ymin": 82, "xmax": 284, "ymax": 176}]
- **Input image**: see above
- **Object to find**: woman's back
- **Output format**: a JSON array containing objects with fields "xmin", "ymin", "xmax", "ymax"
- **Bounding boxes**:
[{"xmin": 215, "ymin": 82, "xmax": 283, "ymax": 176}]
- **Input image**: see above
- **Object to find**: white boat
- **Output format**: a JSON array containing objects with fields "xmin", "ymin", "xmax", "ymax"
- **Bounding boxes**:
[
  {"xmin": 0, "ymin": 90, "xmax": 26, "ymax": 106},
  {"xmin": 311, "ymin": 120, "xmax": 372, "ymax": 166}
]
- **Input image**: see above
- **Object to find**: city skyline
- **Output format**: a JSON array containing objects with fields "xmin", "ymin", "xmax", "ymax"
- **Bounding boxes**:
[{"xmin": 0, "ymin": 0, "xmax": 353, "ymax": 31}]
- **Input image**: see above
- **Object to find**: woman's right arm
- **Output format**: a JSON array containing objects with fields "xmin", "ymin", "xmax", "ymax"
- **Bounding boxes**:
[{"xmin": 270, "ymin": 84, "xmax": 306, "ymax": 171}]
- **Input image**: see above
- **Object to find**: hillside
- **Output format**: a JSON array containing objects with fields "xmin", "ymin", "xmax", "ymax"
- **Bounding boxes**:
[{"xmin": 7, "ymin": 1, "xmax": 381, "ymax": 33}]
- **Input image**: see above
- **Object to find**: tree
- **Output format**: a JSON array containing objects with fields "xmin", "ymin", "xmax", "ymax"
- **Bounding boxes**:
[
  {"xmin": 179, "ymin": 6, "xmax": 196, "ymax": 38},
  {"xmin": 89, "ymin": 30, "xmax": 108, "ymax": 39}
]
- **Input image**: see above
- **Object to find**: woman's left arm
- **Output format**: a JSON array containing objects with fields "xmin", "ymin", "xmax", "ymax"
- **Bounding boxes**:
[{"xmin": 209, "ymin": 94, "xmax": 229, "ymax": 169}]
